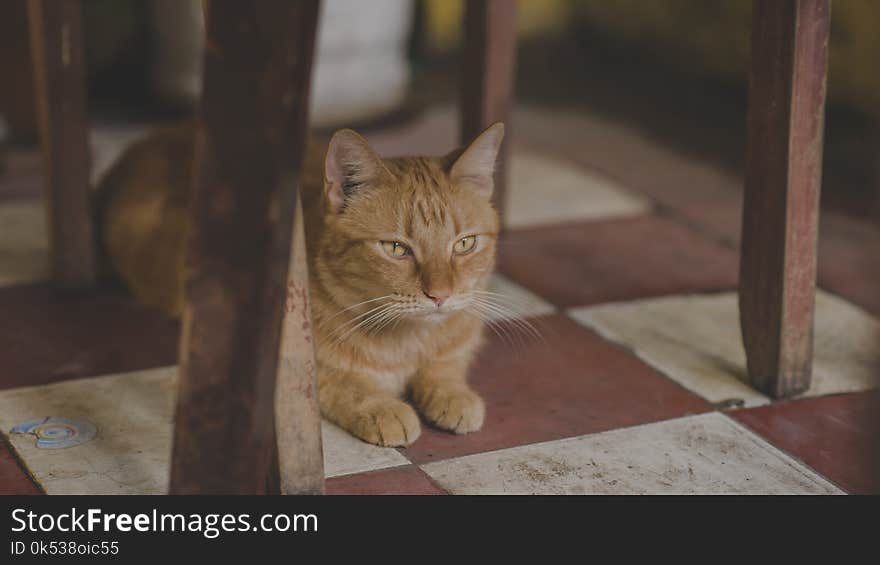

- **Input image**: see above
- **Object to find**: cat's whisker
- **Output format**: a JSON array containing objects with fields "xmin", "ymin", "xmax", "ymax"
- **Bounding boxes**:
[
  {"xmin": 477, "ymin": 300, "xmax": 537, "ymax": 331},
  {"xmin": 468, "ymin": 292, "xmax": 541, "ymax": 326},
  {"xmin": 326, "ymin": 300, "xmax": 397, "ymax": 337},
  {"xmin": 318, "ymin": 294, "xmax": 395, "ymax": 330},
  {"xmin": 470, "ymin": 289, "xmax": 543, "ymax": 317},
  {"xmin": 332, "ymin": 299, "xmax": 417, "ymax": 345},
  {"xmin": 367, "ymin": 304, "xmax": 404, "ymax": 334},
  {"xmin": 323, "ymin": 302, "xmax": 399, "ymax": 346},
  {"xmin": 463, "ymin": 308, "xmax": 519, "ymax": 351},
  {"xmin": 467, "ymin": 295, "xmax": 543, "ymax": 343},
  {"xmin": 481, "ymin": 308, "xmax": 529, "ymax": 350},
  {"xmin": 371, "ymin": 307, "xmax": 407, "ymax": 335},
  {"xmin": 493, "ymin": 310, "xmax": 544, "ymax": 345},
  {"xmin": 471, "ymin": 293, "xmax": 543, "ymax": 335},
  {"xmin": 338, "ymin": 303, "xmax": 399, "ymax": 340},
  {"xmin": 466, "ymin": 303, "xmax": 541, "ymax": 355},
  {"xmin": 466, "ymin": 300, "xmax": 521, "ymax": 346},
  {"xmin": 388, "ymin": 309, "xmax": 408, "ymax": 333}
]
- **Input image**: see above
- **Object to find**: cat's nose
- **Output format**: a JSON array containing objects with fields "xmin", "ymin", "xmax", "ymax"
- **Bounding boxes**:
[{"xmin": 423, "ymin": 289, "xmax": 450, "ymax": 307}]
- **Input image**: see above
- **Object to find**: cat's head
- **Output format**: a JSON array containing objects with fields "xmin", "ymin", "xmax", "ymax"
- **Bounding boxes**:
[{"xmin": 318, "ymin": 123, "xmax": 504, "ymax": 324}]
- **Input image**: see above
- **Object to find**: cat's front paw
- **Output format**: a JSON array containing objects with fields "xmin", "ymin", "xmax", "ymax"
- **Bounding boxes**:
[
  {"xmin": 350, "ymin": 397, "xmax": 421, "ymax": 447},
  {"xmin": 414, "ymin": 383, "xmax": 485, "ymax": 434}
]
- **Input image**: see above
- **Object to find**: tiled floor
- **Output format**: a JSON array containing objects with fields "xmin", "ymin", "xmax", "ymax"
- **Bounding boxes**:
[
  {"xmin": 497, "ymin": 215, "xmax": 740, "ymax": 308},
  {"xmin": 732, "ymin": 392, "xmax": 880, "ymax": 495},
  {"xmin": 569, "ymin": 291, "xmax": 880, "ymax": 407},
  {"xmin": 0, "ymin": 104, "xmax": 878, "ymax": 495},
  {"xmin": 420, "ymin": 414, "xmax": 841, "ymax": 495}
]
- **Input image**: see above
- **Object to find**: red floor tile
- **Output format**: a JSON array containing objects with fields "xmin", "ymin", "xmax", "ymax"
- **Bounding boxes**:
[
  {"xmin": 325, "ymin": 465, "xmax": 446, "ymax": 495},
  {"xmin": 400, "ymin": 314, "xmax": 711, "ymax": 464},
  {"xmin": 0, "ymin": 440, "xmax": 41, "ymax": 495},
  {"xmin": 817, "ymin": 215, "xmax": 880, "ymax": 317},
  {"xmin": 0, "ymin": 283, "xmax": 179, "ymax": 390},
  {"xmin": 655, "ymin": 199, "xmax": 880, "ymax": 317},
  {"xmin": 513, "ymin": 108, "xmax": 745, "ymax": 217},
  {"xmin": 497, "ymin": 216, "xmax": 739, "ymax": 308},
  {"xmin": 673, "ymin": 195, "xmax": 742, "ymax": 246},
  {"xmin": 732, "ymin": 392, "xmax": 880, "ymax": 494},
  {"xmin": 637, "ymin": 210, "xmax": 880, "ymax": 332}
]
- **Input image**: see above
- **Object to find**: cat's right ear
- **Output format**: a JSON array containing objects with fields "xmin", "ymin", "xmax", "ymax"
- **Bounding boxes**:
[
  {"xmin": 449, "ymin": 122, "xmax": 505, "ymax": 200},
  {"xmin": 324, "ymin": 129, "xmax": 386, "ymax": 213}
]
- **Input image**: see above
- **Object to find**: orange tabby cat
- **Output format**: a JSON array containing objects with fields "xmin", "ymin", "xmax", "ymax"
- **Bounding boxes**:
[{"xmin": 96, "ymin": 121, "xmax": 505, "ymax": 447}]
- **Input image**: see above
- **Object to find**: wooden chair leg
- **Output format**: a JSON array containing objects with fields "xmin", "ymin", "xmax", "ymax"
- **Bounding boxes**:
[
  {"xmin": 1, "ymin": 1, "xmax": 38, "ymax": 142},
  {"xmin": 460, "ymin": 0, "xmax": 517, "ymax": 220},
  {"xmin": 274, "ymin": 200, "xmax": 324, "ymax": 494},
  {"xmin": 28, "ymin": 0, "xmax": 96, "ymax": 289},
  {"xmin": 169, "ymin": 0, "xmax": 322, "ymax": 494},
  {"xmin": 739, "ymin": 0, "xmax": 830, "ymax": 399}
]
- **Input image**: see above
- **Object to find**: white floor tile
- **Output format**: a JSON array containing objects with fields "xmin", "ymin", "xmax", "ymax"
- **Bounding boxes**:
[
  {"xmin": 421, "ymin": 413, "xmax": 842, "ymax": 495},
  {"xmin": 0, "ymin": 367, "xmax": 176, "ymax": 495},
  {"xmin": 0, "ymin": 367, "xmax": 410, "ymax": 494},
  {"xmin": 568, "ymin": 291, "xmax": 880, "ymax": 407},
  {"xmin": 322, "ymin": 421, "xmax": 409, "ymax": 478},
  {"xmin": 505, "ymin": 150, "xmax": 651, "ymax": 229}
]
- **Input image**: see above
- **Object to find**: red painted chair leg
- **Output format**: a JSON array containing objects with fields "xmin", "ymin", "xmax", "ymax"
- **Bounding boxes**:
[
  {"xmin": 28, "ymin": 0, "xmax": 96, "ymax": 290},
  {"xmin": 170, "ymin": 0, "xmax": 322, "ymax": 494},
  {"xmin": 460, "ymin": 0, "xmax": 517, "ymax": 220},
  {"xmin": 740, "ymin": 0, "xmax": 830, "ymax": 398}
]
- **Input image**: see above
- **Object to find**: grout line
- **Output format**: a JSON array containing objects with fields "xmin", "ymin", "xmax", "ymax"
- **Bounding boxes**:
[
  {"xmin": 414, "ymin": 412, "xmax": 716, "ymax": 470},
  {"xmin": 326, "ymin": 460, "xmax": 411, "ymax": 481},
  {"xmin": 718, "ymin": 412, "xmax": 848, "ymax": 494},
  {"xmin": 418, "ymin": 412, "xmax": 846, "ymax": 495},
  {"xmin": 559, "ymin": 306, "xmax": 725, "ymax": 410},
  {"xmin": 418, "ymin": 466, "xmax": 451, "ymax": 495},
  {"xmin": 326, "ymin": 463, "xmax": 450, "ymax": 495},
  {"xmin": 515, "ymin": 138, "xmax": 739, "ymax": 249},
  {"xmin": 0, "ymin": 431, "xmax": 45, "ymax": 495}
]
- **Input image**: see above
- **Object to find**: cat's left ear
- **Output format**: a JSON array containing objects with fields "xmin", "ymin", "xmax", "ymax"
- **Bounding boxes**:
[
  {"xmin": 324, "ymin": 129, "xmax": 388, "ymax": 213},
  {"xmin": 449, "ymin": 122, "xmax": 505, "ymax": 199}
]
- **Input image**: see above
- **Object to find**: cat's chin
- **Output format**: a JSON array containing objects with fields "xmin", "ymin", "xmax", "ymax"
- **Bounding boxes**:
[{"xmin": 413, "ymin": 309, "xmax": 455, "ymax": 323}]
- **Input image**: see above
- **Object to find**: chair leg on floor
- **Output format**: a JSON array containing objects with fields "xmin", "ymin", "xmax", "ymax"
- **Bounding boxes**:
[
  {"xmin": 28, "ymin": 0, "xmax": 96, "ymax": 290},
  {"xmin": 274, "ymin": 199, "xmax": 324, "ymax": 494},
  {"xmin": 739, "ymin": 0, "xmax": 830, "ymax": 399},
  {"xmin": 170, "ymin": 0, "xmax": 322, "ymax": 494},
  {"xmin": 460, "ymin": 0, "xmax": 517, "ymax": 220}
]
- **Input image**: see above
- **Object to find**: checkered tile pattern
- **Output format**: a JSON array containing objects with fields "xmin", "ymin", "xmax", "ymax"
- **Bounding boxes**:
[{"xmin": 1, "ymin": 106, "xmax": 878, "ymax": 495}]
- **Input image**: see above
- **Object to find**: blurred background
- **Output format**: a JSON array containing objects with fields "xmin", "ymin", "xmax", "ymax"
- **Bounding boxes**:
[{"xmin": 2, "ymin": 0, "xmax": 879, "ymax": 216}]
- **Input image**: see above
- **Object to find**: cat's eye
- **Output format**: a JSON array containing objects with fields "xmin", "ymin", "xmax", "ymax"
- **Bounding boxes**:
[
  {"xmin": 381, "ymin": 241, "xmax": 411, "ymax": 258},
  {"xmin": 453, "ymin": 235, "xmax": 477, "ymax": 255}
]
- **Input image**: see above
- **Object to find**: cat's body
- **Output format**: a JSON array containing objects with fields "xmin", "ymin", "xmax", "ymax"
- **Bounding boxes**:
[{"xmin": 96, "ymin": 122, "xmax": 504, "ymax": 446}]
